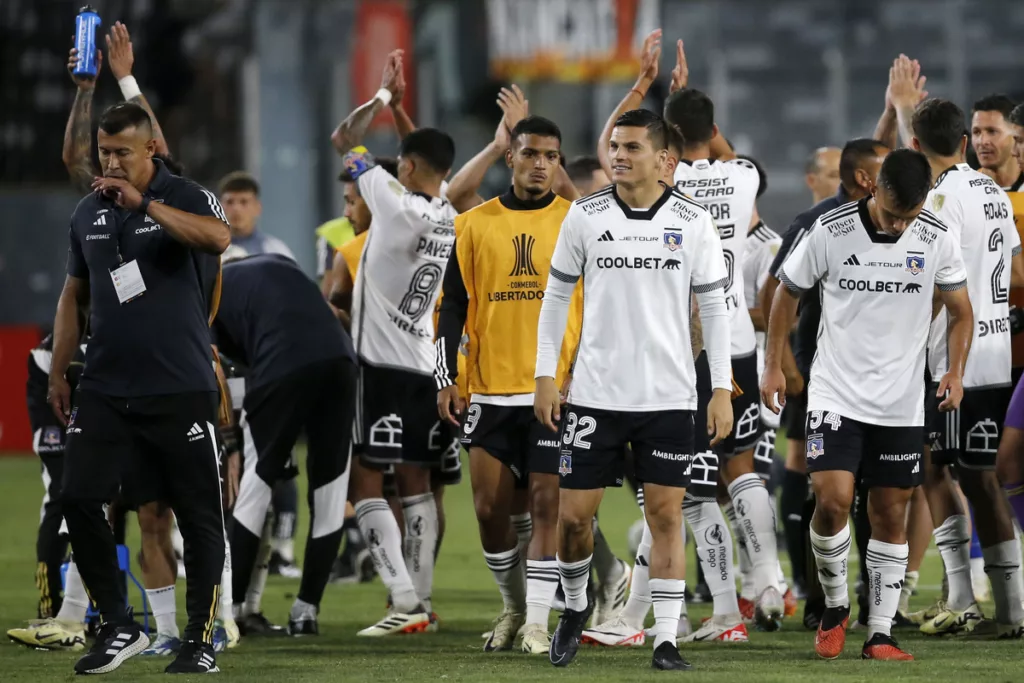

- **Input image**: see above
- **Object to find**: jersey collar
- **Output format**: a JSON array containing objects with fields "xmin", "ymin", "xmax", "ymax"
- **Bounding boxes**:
[
  {"xmin": 612, "ymin": 184, "xmax": 673, "ymax": 220},
  {"xmin": 857, "ymin": 197, "xmax": 901, "ymax": 244},
  {"xmin": 146, "ymin": 158, "xmax": 172, "ymax": 195},
  {"xmin": 499, "ymin": 188, "xmax": 556, "ymax": 211}
]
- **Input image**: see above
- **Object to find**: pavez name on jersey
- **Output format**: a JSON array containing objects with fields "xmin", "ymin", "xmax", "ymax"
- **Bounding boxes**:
[
  {"xmin": 351, "ymin": 165, "xmax": 457, "ymax": 375},
  {"xmin": 779, "ymin": 199, "xmax": 967, "ymax": 427},
  {"xmin": 927, "ymin": 164, "xmax": 1021, "ymax": 388},
  {"xmin": 536, "ymin": 186, "xmax": 729, "ymax": 412},
  {"xmin": 674, "ymin": 157, "xmax": 760, "ymax": 356}
]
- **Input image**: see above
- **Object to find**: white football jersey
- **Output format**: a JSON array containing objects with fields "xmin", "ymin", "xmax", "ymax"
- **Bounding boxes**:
[
  {"xmin": 674, "ymin": 158, "xmax": 760, "ymax": 357},
  {"xmin": 352, "ymin": 166, "xmax": 457, "ymax": 374},
  {"xmin": 779, "ymin": 199, "xmax": 967, "ymax": 427},
  {"xmin": 743, "ymin": 221, "xmax": 782, "ymax": 427},
  {"xmin": 926, "ymin": 164, "xmax": 1020, "ymax": 388},
  {"xmin": 537, "ymin": 186, "xmax": 729, "ymax": 411}
]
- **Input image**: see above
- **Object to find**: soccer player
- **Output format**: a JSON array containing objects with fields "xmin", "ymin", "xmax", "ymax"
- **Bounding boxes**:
[
  {"xmin": 535, "ymin": 108, "xmax": 733, "ymax": 670},
  {"xmin": 973, "ymin": 95, "xmax": 1024, "ymax": 192},
  {"xmin": 804, "ymin": 147, "xmax": 842, "ymax": 205},
  {"xmin": 666, "ymin": 86, "xmax": 785, "ymax": 631},
  {"xmin": 762, "ymin": 148, "xmax": 973, "ymax": 660},
  {"xmin": 436, "ymin": 115, "xmax": 580, "ymax": 654},
  {"xmin": 331, "ymin": 50, "xmax": 456, "ymax": 635},
  {"xmin": 893, "ymin": 95, "xmax": 1024, "ymax": 637}
]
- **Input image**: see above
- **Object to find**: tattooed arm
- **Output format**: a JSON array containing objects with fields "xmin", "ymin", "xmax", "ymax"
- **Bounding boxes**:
[
  {"xmin": 106, "ymin": 22, "xmax": 169, "ymax": 156},
  {"xmin": 63, "ymin": 44, "xmax": 102, "ymax": 192},
  {"xmin": 332, "ymin": 50, "xmax": 404, "ymax": 156}
]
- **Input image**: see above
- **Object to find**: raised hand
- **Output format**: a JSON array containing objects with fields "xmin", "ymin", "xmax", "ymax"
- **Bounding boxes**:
[
  {"xmin": 67, "ymin": 45, "xmax": 103, "ymax": 89},
  {"xmin": 105, "ymin": 21, "xmax": 135, "ymax": 81},
  {"xmin": 887, "ymin": 54, "xmax": 928, "ymax": 111},
  {"xmin": 392, "ymin": 61, "xmax": 407, "ymax": 108},
  {"xmin": 670, "ymin": 39, "xmax": 689, "ymax": 93},
  {"xmin": 381, "ymin": 49, "xmax": 405, "ymax": 97},
  {"xmin": 497, "ymin": 84, "xmax": 529, "ymax": 130},
  {"xmin": 636, "ymin": 29, "xmax": 662, "ymax": 90}
]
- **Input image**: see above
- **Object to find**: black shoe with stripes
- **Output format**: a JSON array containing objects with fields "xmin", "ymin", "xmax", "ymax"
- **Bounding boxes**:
[
  {"xmin": 73, "ymin": 620, "xmax": 148, "ymax": 675},
  {"xmin": 549, "ymin": 601, "xmax": 592, "ymax": 667},
  {"xmin": 165, "ymin": 640, "xmax": 219, "ymax": 674}
]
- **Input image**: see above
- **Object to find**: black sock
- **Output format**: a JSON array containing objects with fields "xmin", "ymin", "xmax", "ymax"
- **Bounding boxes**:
[{"xmin": 781, "ymin": 469, "xmax": 809, "ymax": 587}]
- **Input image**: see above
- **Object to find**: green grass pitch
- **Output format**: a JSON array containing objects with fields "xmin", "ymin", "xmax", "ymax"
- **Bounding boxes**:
[{"xmin": 0, "ymin": 451, "xmax": 1021, "ymax": 682}]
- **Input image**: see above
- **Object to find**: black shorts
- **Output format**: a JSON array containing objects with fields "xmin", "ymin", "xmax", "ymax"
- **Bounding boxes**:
[
  {"xmin": 461, "ymin": 403, "xmax": 560, "ymax": 481},
  {"xmin": 434, "ymin": 422, "xmax": 462, "ymax": 486},
  {"xmin": 557, "ymin": 404, "xmax": 694, "ymax": 491},
  {"xmin": 62, "ymin": 389, "xmax": 221, "ymax": 509},
  {"xmin": 927, "ymin": 383, "xmax": 1011, "ymax": 471},
  {"xmin": 803, "ymin": 409, "xmax": 923, "ymax": 489},
  {"xmin": 782, "ymin": 387, "xmax": 808, "ymax": 440},
  {"xmin": 684, "ymin": 451, "xmax": 720, "ymax": 503},
  {"xmin": 355, "ymin": 363, "xmax": 445, "ymax": 469},
  {"xmin": 694, "ymin": 351, "xmax": 762, "ymax": 457},
  {"xmin": 753, "ymin": 428, "xmax": 777, "ymax": 482}
]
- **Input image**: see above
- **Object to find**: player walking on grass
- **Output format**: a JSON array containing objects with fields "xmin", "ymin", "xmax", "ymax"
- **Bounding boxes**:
[
  {"xmin": 763, "ymin": 149, "xmax": 973, "ymax": 661},
  {"xmin": 535, "ymin": 108, "xmax": 733, "ymax": 671}
]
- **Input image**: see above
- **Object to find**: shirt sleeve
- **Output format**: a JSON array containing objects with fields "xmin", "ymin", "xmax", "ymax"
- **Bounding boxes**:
[
  {"xmin": 691, "ymin": 213, "xmax": 728, "ymax": 292},
  {"xmin": 778, "ymin": 221, "xmax": 828, "ymax": 292},
  {"xmin": 536, "ymin": 206, "xmax": 585, "ymax": 378},
  {"xmin": 935, "ymin": 229, "xmax": 968, "ymax": 290},
  {"xmin": 66, "ymin": 222, "xmax": 88, "ymax": 279},
  {"xmin": 549, "ymin": 204, "xmax": 587, "ymax": 283},
  {"xmin": 356, "ymin": 165, "xmax": 405, "ymax": 231},
  {"xmin": 175, "ymin": 180, "xmax": 230, "ymax": 224},
  {"xmin": 435, "ymin": 226, "xmax": 471, "ymax": 390}
]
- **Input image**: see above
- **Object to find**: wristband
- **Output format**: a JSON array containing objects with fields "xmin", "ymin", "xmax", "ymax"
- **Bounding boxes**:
[
  {"xmin": 118, "ymin": 75, "xmax": 142, "ymax": 101},
  {"xmin": 138, "ymin": 196, "xmax": 151, "ymax": 215},
  {"xmin": 374, "ymin": 88, "xmax": 393, "ymax": 107}
]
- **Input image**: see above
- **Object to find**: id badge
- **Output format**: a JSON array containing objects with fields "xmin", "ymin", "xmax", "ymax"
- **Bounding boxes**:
[{"xmin": 109, "ymin": 259, "xmax": 147, "ymax": 304}]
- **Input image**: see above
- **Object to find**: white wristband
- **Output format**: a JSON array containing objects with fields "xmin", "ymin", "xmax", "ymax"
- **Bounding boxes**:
[
  {"xmin": 118, "ymin": 75, "xmax": 141, "ymax": 101},
  {"xmin": 374, "ymin": 88, "xmax": 393, "ymax": 107}
]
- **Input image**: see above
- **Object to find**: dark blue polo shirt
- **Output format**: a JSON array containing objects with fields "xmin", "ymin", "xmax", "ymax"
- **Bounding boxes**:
[
  {"xmin": 211, "ymin": 253, "xmax": 355, "ymax": 392},
  {"xmin": 769, "ymin": 186, "xmax": 851, "ymax": 376},
  {"xmin": 66, "ymin": 158, "xmax": 224, "ymax": 396}
]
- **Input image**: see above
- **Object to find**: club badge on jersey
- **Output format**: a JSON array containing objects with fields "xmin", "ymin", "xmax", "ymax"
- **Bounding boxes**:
[{"xmin": 664, "ymin": 231, "xmax": 683, "ymax": 251}]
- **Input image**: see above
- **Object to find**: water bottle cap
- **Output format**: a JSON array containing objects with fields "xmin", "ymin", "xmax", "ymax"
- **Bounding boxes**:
[{"xmin": 80, "ymin": 5, "xmax": 97, "ymax": 12}]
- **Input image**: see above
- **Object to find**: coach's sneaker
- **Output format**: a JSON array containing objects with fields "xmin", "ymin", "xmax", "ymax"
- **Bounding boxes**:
[
  {"xmin": 520, "ymin": 624, "xmax": 551, "ymax": 654},
  {"xmin": 142, "ymin": 632, "xmax": 182, "ymax": 655},
  {"xmin": 680, "ymin": 614, "xmax": 747, "ymax": 643},
  {"xmin": 861, "ymin": 632, "xmax": 913, "ymax": 660},
  {"xmin": 592, "ymin": 560, "xmax": 631, "ymax": 626},
  {"xmin": 754, "ymin": 586, "xmax": 785, "ymax": 631},
  {"xmin": 73, "ymin": 621, "xmax": 148, "ymax": 675},
  {"xmin": 483, "ymin": 609, "xmax": 524, "ymax": 652},
  {"xmin": 357, "ymin": 609, "xmax": 430, "ymax": 636},
  {"xmin": 583, "ymin": 616, "xmax": 646, "ymax": 647},
  {"xmin": 237, "ymin": 611, "xmax": 287, "ymax": 637},
  {"xmin": 165, "ymin": 639, "xmax": 220, "ymax": 674},
  {"xmin": 651, "ymin": 641, "xmax": 692, "ymax": 671},
  {"xmin": 814, "ymin": 605, "xmax": 850, "ymax": 660},
  {"xmin": 549, "ymin": 602, "xmax": 593, "ymax": 667},
  {"xmin": 7, "ymin": 618, "xmax": 86, "ymax": 651},
  {"xmin": 908, "ymin": 598, "xmax": 946, "ymax": 625},
  {"xmin": 920, "ymin": 601, "xmax": 983, "ymax": 635}
]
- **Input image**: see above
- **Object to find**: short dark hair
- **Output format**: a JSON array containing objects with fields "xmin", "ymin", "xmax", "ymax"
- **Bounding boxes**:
[
  {"xmin": 98, "ymin": 102, "xmax": 152, "ymax": 136},
  {"xmin": 973, "ymin": 94, "xmax": 1016, "ymax": 120},
  {"xmin": 613, "ymin": 109, "xmax": 668, "ymax": 151},
  {"xmin": 399, "ymin": 128, "xmax": 455, "ymax": 174},
  {"xmin": 737, "ymin": 154, "xmax": 768, "ymax": 198},
  {"xmin": 912, "ymin": 98, "xmax": 966, "ymax": 157},
  {"xmin": 662, "ymin": 89, "xmax": 715, "ymax": 144},
  {"xmin": 338, "ymin": 156, "xmax": 399, "ymax": 184},
  {"xmin": 665, "ymin": 122, "xmax": 685, "ymax": 157},
  {"xmin": 877, "ymin": 148, "xmax": 932, "ymax": 211},
  {"xmin": 219, "ymin": 171, "xmax": 260, "ymax": 197},
  {"xmin": 510, "ymin": 116, "xmax": 562, "ymax": 145},
  {"xmin": 565, "ymin": 156, "xmax": 603, "ymax": 185},
  {"xmin": 839, "ymin": 138, "xmax": 886, "ymax": 191},
  {"xmin": 1009, "ymin": 103, "xmax": 1024, "ymax": 128}
]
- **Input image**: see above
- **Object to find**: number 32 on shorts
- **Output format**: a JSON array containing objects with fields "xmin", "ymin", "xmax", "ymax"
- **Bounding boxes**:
[{"xmin": 562, "ymin": 411, "xmax": 596, "ymax": 449}]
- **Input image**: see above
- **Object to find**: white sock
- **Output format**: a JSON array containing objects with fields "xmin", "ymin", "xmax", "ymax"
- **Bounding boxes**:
[
  {"xmin": 220, "ymin": 530, "xmax": 233, "ymax": 621},
  {"xmin": 727, "ymin": 473, "xmax": 781, "ymax": 593},
  {"xmin": 484, "ymin": 547, "xmax": 527, "ymax": 613},
  {"xmin": 865, "ymin": 539, "xmax": 908, "ymax": 638},
  {"xmin": 809, "ymin": 524, "xmax": 851, "ymax": 608},
  {"xmin": 649, "ymin": 578, "xmax": 685, "ymax": 649},
  {"xmin": 57, "ymin": 560, "xmax": 88, "ymax": 623},
  {"xmin": 970, "ymin": 556, "xmax": 987, "ymax": 585},
  {"xmin": 723, "ymin": 501, "xmax": 756, "ymax": 600},
  {"xmin": 983, "ymin": 539, "xmax": 1024, "ymax": 624},
  {"xmin": 511, "ymin": 513, "xmax": 533, "ymax": 560},
  {"xmin": 526, "ymin": 558, "xmax": 559, "ymax": 626},
  {"xmin": 401, "ymin": 493, "xmax": 439, "ymax": 614},
  {"xmin": 776, "ymin": 560, "xmax": 789, "ymax": 594},
  {"xmin": 685, "ymin": 501, "xmax": 741, "ymax": 618},
  {"xmin": 557, "ymin": 555, "xmax": 591, "ymax": 612},
  {"xmin": 243, "ymin": 530, "xmax": 274, "ymax": 616},
  {"xmin": 354, "ymin": 498, "xmax": 420, "ymax": 613},
  {"xmin": 900, "ymin": 570, "xmax": 919, "ymax": 614},
  {"xmin": 619, "ymin": 537, "xmax": 652, "ymax": 629},
  {"xmin": 147, "ymin": 585, "xmax": 179, "ymax": 638},
  {"xmin": 272, "ymin": 515, "xmax": 296, "ymax": 562},
  {"xmin": 171, "ymin": 515, "xmax": 184, "ymax": 557},
  {"xmin": 934, "ymin": 514, "xmax": 974, "ymax": 610}
]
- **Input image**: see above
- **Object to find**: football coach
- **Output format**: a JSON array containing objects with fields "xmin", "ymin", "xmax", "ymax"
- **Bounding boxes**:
[{"xmin": 48, "ymin": 102, "xmax": 230, "ymax": 676}]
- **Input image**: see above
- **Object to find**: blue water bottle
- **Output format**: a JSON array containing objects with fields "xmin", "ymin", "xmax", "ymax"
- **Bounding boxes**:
[{"xmin": 73, "ymin": 6, "xmax": 102, "ymax": 78}]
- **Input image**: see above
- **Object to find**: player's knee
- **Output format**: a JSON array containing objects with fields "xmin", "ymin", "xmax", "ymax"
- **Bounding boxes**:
[
  {"xmin": 528, "ymin": 478, "xmax": 559, "ymax": 527},
  {"xmin": 557, "ymin": 510, "xmax": 592, "ymax": 541},
  {"xmin": 137, "ymin": 503, "xmax": 172, "ymax": 535},
  {"xmin": 472, "ymin": 488, "xmax": 503, "ymax": 525},
  {"xmin": 812, "ymin": 494, "xmax": 850, "ymax": 532},
  {"xmin": 959, "ymin": 468, "xmax": 1001, "ymax": 503},
  {"xmin": 643, "ymin": 499, "xmax": 682, "ymax": 539}
]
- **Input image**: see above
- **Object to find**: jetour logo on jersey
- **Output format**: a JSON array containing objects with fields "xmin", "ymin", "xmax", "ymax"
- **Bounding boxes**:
[{"xmin": 906, "ymin": 252, "xmax": 926, "ymax": 275}]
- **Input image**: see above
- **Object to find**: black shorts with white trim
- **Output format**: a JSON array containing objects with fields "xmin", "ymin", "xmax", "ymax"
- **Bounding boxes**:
[
  {"xmin": 694, "ymin": 351, "xmax": 763, "ymax": 457},
  {"xmin": 803, "ymin": 409, "xmax": 923, "ymax": 489},
  {"xmin": 926, "ymin": 383, "xmax": 1010, "ymax": 471},
  {"xmin": 461, "ymin": 402, "xmax": 559, "ymax": 482}
]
